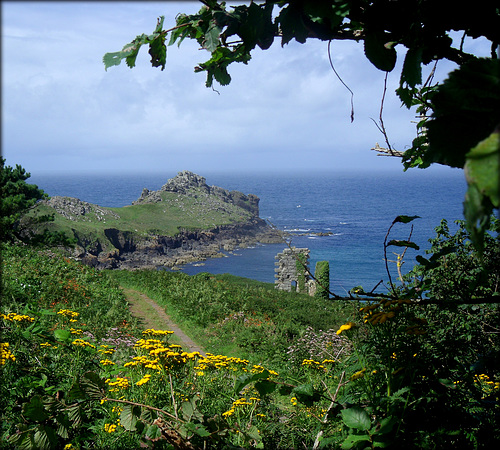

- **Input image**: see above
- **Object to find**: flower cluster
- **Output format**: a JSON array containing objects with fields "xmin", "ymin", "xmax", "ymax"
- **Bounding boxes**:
[
  {"xmin": 136, "ymin": 374, "xmax": 152, "ymax": 386},
  {"xmin": 57, "ymin": 309, "xmax": 79, "ymax": 322},
  {"xmin": 336, "ymin": 322, "xmax": 356, "ymax": 335},
  {"xmin": 142, "ymin": 329, "xmax": 174, "ymax": 336},
  {"xmin": 301, "ymin": 358, "xmax": 334, "ymax": 372},
  {"xmin": 104, "ymin": 423, "xmax": 118, "ymax": 433},
  {"xmin": 100, "ymin": 359, "xmax": 115, "ymax": 366},
  {"xmin": 222, "ymin": 397, "xmax": 260, "ymax": 417},
  {"xmin": 475, "ymin": 373, "xmax": 500, "ymax": 397},
  {"xmin": 1, "ymin": 342, "xmax": 16, "ymax": 365},
  {"xmin": 194, "ymin": 353, "xmax": 250, "ymax": 374},
  {"xmin": 98, "ymin": 345, "xmax": 116, "ymax": 355},
  {"xmin": 1, "ymin": 312, "xmax": 35, "ymax": 323},
  {"xmin": 72, "ymin": 339, "xmax": 96, "ymax": 349},
  {"xmin": 40, "ymin": 342, "xmax": 58, "ymax": 349},
  {"xmin": 105, "ymin": 377, "xmax": 130, "ymax": 392}
]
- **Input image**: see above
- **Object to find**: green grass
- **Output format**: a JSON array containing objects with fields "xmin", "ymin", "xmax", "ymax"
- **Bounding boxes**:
[{"xmin": 107, "ymin": 269, "xmax": 354, "ymax": 365}]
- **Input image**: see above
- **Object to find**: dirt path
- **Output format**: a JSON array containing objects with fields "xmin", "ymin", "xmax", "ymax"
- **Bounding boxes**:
[{"xmin": 122, "ymin": 287, "xmax": 206, "ymax": 356}]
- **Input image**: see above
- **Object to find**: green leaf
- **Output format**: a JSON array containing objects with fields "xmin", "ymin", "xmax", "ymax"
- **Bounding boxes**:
[
  {"xmin": 400, "ymin": 47, "xmax": 423, "ymax": 88},
  {"xmin": 67, "ymin": 403, "xmax": 84, "ymax": 427},
  {"xmin": 203, "ymin": 22, "xmax": 221, "ymax": 52},
  {"xmin": 341, "ymin": 406, "xmax": 371, "ymax": 431},
  {"xmin": 364, "ymin": 31, "xmax": 397, "ymax": 72},
  {"xmin": 120, "ymin": 404, "xmax": 142, "ymax": 431},
  {"xmin": 424, "ymin": 59, "xmax": 500, "ymax": 168},
  {"xmin": 148, "ymin": 34, "xmax": 167, "ymax": 70},
  {"xmin": 146, "ymin": 424, "xmax": 162, "ymax": 440},
  {"xmin": 393, "ymin": 215, "xmax": 420, "ymax": 224},
  {"xmin": 386, "ymin": 239, "xmax": 420, "ymax": 250},
  {"xmin": 293, "ymin": 383, "xmax": 321, "ymax": 406},
  {"xmin": 234, "ymin": 370, "xmax": 270, "ymax": 394},
  {"xmin": 463, "ymin": 183, "xmax": 492, "ymax": 254},
  {"xmin": 255, "ymin": 379, "xmax": 277, "ymax": 396},
  {"xmin": 80, "ymin": 371, "xmax": 105, "ymax": 400},
  {"xmin": 465, "ymin": 131, "xmax": 500, "ymax": 208},
  {"xmin": 376, "ymin": 416, "xmax": 397, "ymax": 435},
  {"xmin": 341, "ymin": 433, "xmax": 371, "ymax": 449},
  {"xmin": 54, "ymin": 329, "xmax": 71, "ymax": 342},
  {"xmin": 34, "ymin": 425, "xmax": 58, "ymax": 450},
  {"xmin": 23, "ymin": 395, "xmax": 49, "ymax": 422}
]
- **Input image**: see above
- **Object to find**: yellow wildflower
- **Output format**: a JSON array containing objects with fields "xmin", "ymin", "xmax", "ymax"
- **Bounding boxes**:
[
  {"xmin": 336, "ymin": 322, "xmax": 356, "ymax": 335},
  {"xmin": 104, "ymin": 423, "xmax": 117, "ymax": 433},
  {"xmin": 1, "ymin": 342, "xmax": 16, "ymax": 365},
  {"xmin": 1, "ymin": 312, "xmax": 35, "ymax": 323},
  {"xmin": 136, "ymin": 374, "xmax": 152, "ymax": 386}
]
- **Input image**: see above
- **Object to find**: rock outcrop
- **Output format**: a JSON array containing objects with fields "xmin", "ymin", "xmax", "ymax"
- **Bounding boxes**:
[
  {"xmin": 133, "ymin": 171, "xmax": 260, "ymax": 217},
  {"xmin": 32, "ymin": 171, "xmax": 283, "ymax": 270}
]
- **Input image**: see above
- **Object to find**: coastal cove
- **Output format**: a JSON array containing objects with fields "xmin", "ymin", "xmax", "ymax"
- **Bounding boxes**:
[{"xmin": 30, "ymin": 168, "xmax": 467, "ymax": 293}]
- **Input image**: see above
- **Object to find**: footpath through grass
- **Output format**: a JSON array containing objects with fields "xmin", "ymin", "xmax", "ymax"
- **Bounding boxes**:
[{"xmin": 108, "ymin": 269, "xmax": 354, "ymax": 366}]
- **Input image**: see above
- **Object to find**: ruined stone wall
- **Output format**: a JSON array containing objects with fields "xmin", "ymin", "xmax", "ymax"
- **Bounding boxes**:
[{"xmin": 274, "ymin": 248, "xmax": 311, "ymax": 293}]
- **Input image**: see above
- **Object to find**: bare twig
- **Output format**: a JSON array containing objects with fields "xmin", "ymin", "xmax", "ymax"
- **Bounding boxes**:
[{"xmin": 328, "ymin": 40, "xmax": 355, "ymax": 122}]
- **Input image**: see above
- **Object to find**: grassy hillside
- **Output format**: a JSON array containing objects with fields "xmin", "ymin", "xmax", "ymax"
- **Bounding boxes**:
[{"xmin": 27, "ymin": 189, "xmax": 254, "ymax": 239}]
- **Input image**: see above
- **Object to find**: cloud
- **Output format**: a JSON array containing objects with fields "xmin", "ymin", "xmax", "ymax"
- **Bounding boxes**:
[{"xmin": 1, "ymin": 2, "xmax": 487, "ymax": 175}]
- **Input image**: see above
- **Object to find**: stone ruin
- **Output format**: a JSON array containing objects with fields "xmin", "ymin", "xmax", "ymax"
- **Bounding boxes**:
[{"xmin": 275, "ymin": 247, "xmax": 316, "ymax": 296}]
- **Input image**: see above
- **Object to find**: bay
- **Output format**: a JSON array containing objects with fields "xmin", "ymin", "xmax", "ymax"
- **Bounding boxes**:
[{"xmin": 30, "ymin": 168, "xmax": 467, "ymax": 292}]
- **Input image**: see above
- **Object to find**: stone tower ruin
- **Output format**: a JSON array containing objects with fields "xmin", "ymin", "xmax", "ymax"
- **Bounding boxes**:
[{"xmin": 275, "ymin": 247, "xmax": 314, "ymax": 294}]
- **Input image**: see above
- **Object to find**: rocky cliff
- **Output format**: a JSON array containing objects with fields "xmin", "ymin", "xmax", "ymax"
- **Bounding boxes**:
[{"xmin": 27, "ymin": 171, "xmax": 282, "ymax": 269}]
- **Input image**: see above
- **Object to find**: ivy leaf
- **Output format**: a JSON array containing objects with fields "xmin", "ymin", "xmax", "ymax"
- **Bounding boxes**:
[
  {"xmin": 364, "ymin": 31, "xmax": 397, "ymax": 72},
  {"xmin": 341, "ymin": 406, "xmax": 371, "ymax": 431}
]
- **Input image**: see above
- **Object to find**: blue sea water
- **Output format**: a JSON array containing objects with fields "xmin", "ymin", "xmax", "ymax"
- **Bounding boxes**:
[{"xmin": 30, "ymin": 169, "xmax": 467, "ymax": 293}]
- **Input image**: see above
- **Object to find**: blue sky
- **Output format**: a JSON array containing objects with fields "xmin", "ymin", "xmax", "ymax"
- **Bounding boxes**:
[{"xmin": 1, "ymin": 1, "xmax": 491, "ymax": 175}]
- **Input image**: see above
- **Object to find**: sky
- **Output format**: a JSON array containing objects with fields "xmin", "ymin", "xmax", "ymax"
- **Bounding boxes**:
[{"xmin": 1, "ymin": 1, "xmax": 492, "ymax": 175}]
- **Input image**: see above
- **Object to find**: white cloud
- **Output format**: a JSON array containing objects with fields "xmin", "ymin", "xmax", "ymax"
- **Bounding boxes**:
[{"xmin": 1, "ymin": 1, "xmax": 488, "ymax": 175}]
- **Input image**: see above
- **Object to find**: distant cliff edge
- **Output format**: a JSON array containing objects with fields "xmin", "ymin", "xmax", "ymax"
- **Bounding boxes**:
[{"xmin": 24, "ymin": 171, "xmax": 283, "ymax": 269}]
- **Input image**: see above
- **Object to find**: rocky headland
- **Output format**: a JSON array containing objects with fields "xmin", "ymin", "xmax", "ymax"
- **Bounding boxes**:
[{"xmin": 29, "ymin": 171, "xmax": 283, "ymax": 269}]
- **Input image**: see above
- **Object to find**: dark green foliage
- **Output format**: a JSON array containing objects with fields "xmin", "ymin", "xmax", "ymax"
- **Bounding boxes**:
[
  {"xmin": 407, "ymin": 216, "xmax": 500, "ymax": 301},
  {"xmin": 314, "ymin": 261, "xmax": 330, "ymax": 300},
  {"xmin": 0, "ymin": 158, "xmax": 46, "ymax": 243}
]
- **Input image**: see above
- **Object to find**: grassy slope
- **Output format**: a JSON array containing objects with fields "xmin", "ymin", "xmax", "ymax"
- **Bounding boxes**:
[{"xmin": 25, "ymin": 188, "xmax": 255, "ymax": 252}]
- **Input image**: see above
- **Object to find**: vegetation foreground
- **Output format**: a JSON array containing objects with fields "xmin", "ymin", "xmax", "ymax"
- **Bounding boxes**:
[{"xmin": 1, "ymin": 217, "xmax": 499, "ymax": 449}]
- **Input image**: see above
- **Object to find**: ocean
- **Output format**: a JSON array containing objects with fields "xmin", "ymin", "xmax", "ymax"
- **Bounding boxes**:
[{"xmin": 30, "ymin": 168, "xmax": 467, "ymax": 294}]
